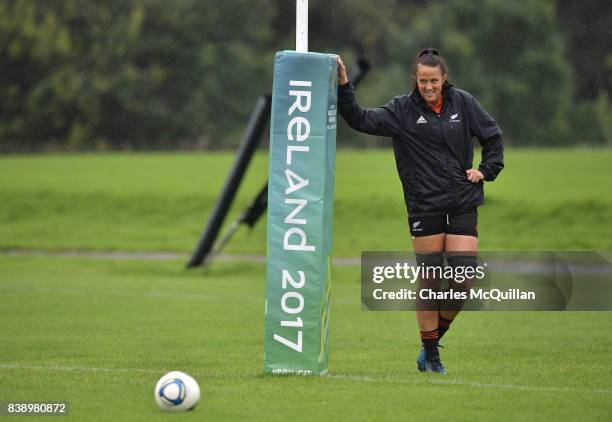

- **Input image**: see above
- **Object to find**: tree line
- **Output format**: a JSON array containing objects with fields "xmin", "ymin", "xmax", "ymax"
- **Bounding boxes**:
[{"xmin": 0, "ymin": 0, "xmax": 610, "ymax": 151}]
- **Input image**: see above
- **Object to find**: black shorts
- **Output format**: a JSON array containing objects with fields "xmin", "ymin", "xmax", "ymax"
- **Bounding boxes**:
[{"xmin": 409, "ymin": 208, "xmax": 478, "ymax": 238}]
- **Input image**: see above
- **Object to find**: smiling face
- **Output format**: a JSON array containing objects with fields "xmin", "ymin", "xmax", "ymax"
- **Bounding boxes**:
[{"xmin": 415, "ymin": 63, "xmax": 446, "ymax": 106}]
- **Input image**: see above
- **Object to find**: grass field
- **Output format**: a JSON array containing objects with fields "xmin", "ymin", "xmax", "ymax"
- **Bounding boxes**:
[
  {"xmin": 1, "ymin": 256, "xmax": 611, "ymax": 421},
  {"xmin": 1, "ymin": 149, "xmax": 612, "ymax": 420},
  {"xmin": 1, "ymin": 149, "xmax": 612, "ymax": 254}
]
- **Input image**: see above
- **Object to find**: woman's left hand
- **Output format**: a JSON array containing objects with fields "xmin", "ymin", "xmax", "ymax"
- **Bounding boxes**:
[{"xmin": 466, "ymin": 168, "xmax": 484, "ymax": 183}]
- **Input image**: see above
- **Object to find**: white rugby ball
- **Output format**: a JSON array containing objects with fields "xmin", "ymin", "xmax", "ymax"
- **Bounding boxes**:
[{"xmin": 154, "ymin": 371, "xmax": 200, "ymax": 412}]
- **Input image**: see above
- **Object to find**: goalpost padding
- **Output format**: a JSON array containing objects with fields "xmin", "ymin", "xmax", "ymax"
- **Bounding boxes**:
[{"xmin": 264, "ymin": 51, "xmax": 338, "ymax": 375}]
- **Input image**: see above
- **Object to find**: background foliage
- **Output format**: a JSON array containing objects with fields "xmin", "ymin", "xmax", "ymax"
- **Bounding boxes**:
[{"xmin": 0, "ymin": 0, "xmax": 610, "ymax": 151}]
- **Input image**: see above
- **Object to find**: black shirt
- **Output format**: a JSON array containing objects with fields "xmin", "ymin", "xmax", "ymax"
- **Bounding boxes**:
[{"xmin": 338, "ymin": 81, "xmax": 504, "ymax": 217}]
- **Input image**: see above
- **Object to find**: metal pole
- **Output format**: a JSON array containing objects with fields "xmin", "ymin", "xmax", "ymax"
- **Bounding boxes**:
[
  {"xmin": 186, "ymin": 95, "xmax": 271, "ymax": 268},
  {"xmin": 296, "ymin": 0, "xmax": 308, "ymax": 52},
  {"xmin": 210, "ymin": 57, "xmax": 372, "ymax": 241},
  {"xmin": 189, "ymin": 59, "xmax": 372, "ymax": 267},
  {"xmin": 208, "ymin": 184, "xmax": 269, "ymax": 264}
]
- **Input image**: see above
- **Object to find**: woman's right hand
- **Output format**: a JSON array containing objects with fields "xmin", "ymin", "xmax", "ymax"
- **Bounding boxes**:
[{"xmin": 337, "ymin": 56, "xmax": 349, "ymax": 86}]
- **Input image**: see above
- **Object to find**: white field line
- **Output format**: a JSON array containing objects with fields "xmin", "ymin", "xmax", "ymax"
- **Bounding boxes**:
[
  {"xmin": 0, "ymin": 249, "xmax": 361, "ymax": 266},
  {"xmin": 327, "ymin": 374, "xmax": 612, "ymax": 395},
  {"xmin": 0, "ymin": 284, "xmax": 354, "ymax": 305},
  {"xmin": 1, "ymin": 364, "xmax": 610, "ymax": 395},
  {"xmin": 1, "ymin": 249, "xmax": 189, "ymax": 261},
  {"xmin": 0, "ymin": 364, "xmax": 159, "ymax": 374},
  {"xmin": 0, "ymin": 284, "xmax": 256, "ymax": 303},
  {"xmin": 2, "ymin": 250, "xmax": 611, "ymax": 276}
]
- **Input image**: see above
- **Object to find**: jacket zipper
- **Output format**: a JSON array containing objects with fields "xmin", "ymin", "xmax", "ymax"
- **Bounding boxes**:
[{"xmin": 435, "ymin": 110, "xmax": 458, "ymax": 210}]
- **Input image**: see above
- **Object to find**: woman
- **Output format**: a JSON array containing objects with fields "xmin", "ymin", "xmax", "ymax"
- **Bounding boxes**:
[{"xmin": 337, "ymin": 49, "xmax": 504, "ymax": 374}]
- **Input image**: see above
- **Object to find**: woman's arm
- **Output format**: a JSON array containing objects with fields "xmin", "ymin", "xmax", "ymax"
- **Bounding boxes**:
[
  {"xmin": 466, "ymin": 93, "xmax": 504, "ymax": 181},
  {"xmin": 478, "ymin": 134, "xmax": 504, "ymax": 181},
  {"xmin": 337, "ymin": 56, "xmax": 402, "ymax": 138}
]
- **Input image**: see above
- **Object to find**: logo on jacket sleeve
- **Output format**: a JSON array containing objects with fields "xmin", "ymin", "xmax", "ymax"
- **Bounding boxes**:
[
  {"xmin": 416, "ymin": 116, "xmax": 428, "ymax": 124},
  {"xmin": 449, "ymin": 113, "xmax": 461, "ymax": 123}
]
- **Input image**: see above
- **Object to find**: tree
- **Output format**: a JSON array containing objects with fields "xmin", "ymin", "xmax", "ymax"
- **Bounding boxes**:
[
  {"xmin": 387, "ymin": 0, "xmax": 573, "ymax": 145},
  {"xmin": 557, "ymin": 0, "xmax": 611, "ymax": 144},
  {"xmin": 0, "ymin": 0, "xmax": 275, "ymax": 150}
]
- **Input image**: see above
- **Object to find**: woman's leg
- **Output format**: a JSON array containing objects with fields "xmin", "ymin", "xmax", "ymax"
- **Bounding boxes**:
[
  {"xmin": 412, "ymin": 234, "xmax": 445, "ymax": 332},
  {"xmin": 413, "ymin": 233, "xmax": 446, "ymax": 371},
  {"xmin": 441, "ymin": 234, "xmax": 478, "ymax": 322}
]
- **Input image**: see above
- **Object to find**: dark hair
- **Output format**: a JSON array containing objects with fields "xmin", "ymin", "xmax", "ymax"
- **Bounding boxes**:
[{"xmin": 412, "ymin": 48, "xmax": 448, "ymax": 90}]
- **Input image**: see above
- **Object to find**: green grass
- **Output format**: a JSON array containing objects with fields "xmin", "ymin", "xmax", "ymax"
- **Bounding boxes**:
[
  {"xmin": 1, "ymin": 149, "xmax": 611, "ymax": 420},
  {"xmin": 1, "ymin": 149, "xmax": 611, "ymax": 255},
  {"xmin": 1, "ymin": 255, "xmax": 611, "ymax": 421}
]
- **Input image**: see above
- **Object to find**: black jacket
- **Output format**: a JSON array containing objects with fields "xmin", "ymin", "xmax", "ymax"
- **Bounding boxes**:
[{"xmin": 338, "ymin": 81, "xmax": 504, "ymax": 217}]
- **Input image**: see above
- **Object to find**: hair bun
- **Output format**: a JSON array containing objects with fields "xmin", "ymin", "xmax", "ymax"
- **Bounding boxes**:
[{"xmin": 419, "ymin": 48, "xmax": 439, "ymax": 57}]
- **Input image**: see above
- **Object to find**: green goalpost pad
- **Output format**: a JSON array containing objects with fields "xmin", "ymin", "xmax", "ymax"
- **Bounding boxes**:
[{"xmin": 264, "ymin": 51, "xmax": 338, "ymax": 375}]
